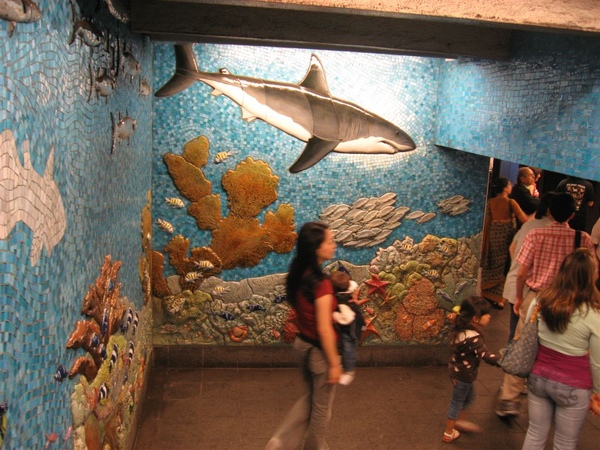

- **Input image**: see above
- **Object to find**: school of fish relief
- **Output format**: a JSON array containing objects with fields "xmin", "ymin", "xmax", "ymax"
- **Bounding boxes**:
[{"xmin": 151, "ymin": 134, "xmax": 479, "ymax": 346}]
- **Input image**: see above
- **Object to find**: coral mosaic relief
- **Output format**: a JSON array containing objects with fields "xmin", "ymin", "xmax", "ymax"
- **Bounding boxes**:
[
  {"xmin": 64, "ymin": 255, "xmax": 151, "ymax": 450},
  {"xmin": 152, "ymin": 134, "xmax": 297, "ymax": 295},
  {"xmin": 153, "ymin": 231, "xmax": 481, "ymax": 346}
]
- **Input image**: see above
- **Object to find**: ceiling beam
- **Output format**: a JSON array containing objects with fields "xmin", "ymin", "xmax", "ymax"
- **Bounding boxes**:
[{"xmin": 130, "ymin": 0, "xmax": 511, "ymax": 59}]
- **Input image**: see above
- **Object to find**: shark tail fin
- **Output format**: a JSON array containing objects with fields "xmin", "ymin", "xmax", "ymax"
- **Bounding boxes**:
[{"xmin": 155, "ymin": 44, "xmax": 199, "ymax": 97}]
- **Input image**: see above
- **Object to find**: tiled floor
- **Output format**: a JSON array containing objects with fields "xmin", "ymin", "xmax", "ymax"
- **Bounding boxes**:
[{"xmin": 134, "ymin": 306, "xmax": 600, "ymax": 449}]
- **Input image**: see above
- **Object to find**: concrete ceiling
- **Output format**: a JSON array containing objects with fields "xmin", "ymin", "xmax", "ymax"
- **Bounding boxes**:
[{"xmin": 130, "ymin": 0, "xmax": 600, "ymax": 60}]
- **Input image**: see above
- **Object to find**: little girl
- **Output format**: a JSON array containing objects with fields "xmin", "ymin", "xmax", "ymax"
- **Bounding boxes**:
[{"xmin": 443, "ymin": 296, "xmax": 500, "ymax": 443}]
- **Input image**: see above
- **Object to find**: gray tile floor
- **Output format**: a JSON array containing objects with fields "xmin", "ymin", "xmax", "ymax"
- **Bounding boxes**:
[{"xmin": 134, "ymin": 306, "xmax": 600, "ymax": 449}]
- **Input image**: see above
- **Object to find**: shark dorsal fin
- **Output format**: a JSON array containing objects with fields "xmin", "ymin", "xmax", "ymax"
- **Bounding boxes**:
[{"xmin": 298, "ymin": 55, "xmax": 331, "ymax": 96}]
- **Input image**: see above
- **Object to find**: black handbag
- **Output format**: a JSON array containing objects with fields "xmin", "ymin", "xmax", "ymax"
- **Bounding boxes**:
[{"xmin": 499, "ymin": 303, "xmax": 540, "ymax": 378}]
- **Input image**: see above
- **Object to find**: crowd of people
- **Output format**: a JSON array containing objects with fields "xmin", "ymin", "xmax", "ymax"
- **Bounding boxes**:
[{"xmin": 266, "ymin": 166, "xmax": 599, "ymax": 449}]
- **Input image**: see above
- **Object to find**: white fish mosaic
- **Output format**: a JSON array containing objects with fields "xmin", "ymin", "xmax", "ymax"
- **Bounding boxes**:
[
  {"xmin": 438, "ymin": 195, "xmax": 471, "ymax": 216},
  {"xmin": 0, "ymin": 130, "xmax": 66, "ymax": 266},
  {"xmin": 318, "ymin": 193, "xmax": 443, "ymax": 248}
]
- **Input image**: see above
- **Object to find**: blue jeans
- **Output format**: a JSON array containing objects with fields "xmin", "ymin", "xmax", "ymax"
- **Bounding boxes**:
[
  {"xmin": 340, "ymin": 333, "xmax": 357, "ymax": 372},
  {"xmin": 522, "ymin": 374, "xmax": 591, "ymax": 450},
  {"xmin": 447, "ymin": 379, "xmax": 475, "ymax": 420}
]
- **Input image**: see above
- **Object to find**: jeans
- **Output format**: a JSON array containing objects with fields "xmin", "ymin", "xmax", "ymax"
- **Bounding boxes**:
[
  {"xmin": 447, "ymin": 379, "xmax": 475, "ymax": 420},
  {"xmin": 266, "ymin": 338, "xmax": 336, "ymax": 450},
  {"xmin": 522, "ymin": 374, "xmax": 591, "ymax": 450},
  {"xmin": 339, "ymin": 333, "xmax": 357, "ymax": 372}
]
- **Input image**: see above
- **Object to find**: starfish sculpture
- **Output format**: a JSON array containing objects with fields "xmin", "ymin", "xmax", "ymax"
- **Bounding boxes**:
[
  {"xmin": 380, "ymin": 291, "xmax": 397, "ymax": 307},
  {"xmin": 360, "ymin": 314, "xmax": 381, "ymax": 343},
  {"xmin": 364, "ymin": 273, "xmax": 391, "ymax": 297}
]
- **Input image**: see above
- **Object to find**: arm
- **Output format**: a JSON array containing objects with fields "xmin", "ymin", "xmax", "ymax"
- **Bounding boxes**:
[
  {"xmin": 510, "ymin": 199, "xmax": 529, "ymax": 225},
  {"xmin": 508, "ymin": 239, "xmax": 517, "ymax": 259},
  {"xmin": 514, "ymin": 264, "xmax": 528, "ymax": 316},
  {"xmin": 315, "ymin": 294, "xmax": 341, "ymax": 384},
  {"xmin": 472, "ymin": 335, "xmax": 500, "ymax": 366}
]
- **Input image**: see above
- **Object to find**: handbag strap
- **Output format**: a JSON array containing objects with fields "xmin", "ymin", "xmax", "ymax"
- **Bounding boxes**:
[{"xmin": 529, "ymin": 303, "xmax": 541, "ymax": 324}]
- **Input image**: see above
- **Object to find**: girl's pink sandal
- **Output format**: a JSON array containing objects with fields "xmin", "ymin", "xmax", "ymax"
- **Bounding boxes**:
[{"xmin": 442, "ymin": 429, "xmax": 460, "ymax": 443}]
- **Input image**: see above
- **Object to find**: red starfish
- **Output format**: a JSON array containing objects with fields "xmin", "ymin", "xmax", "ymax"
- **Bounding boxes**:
[
  {"xmin": 360, "ymin": 314, "xmax": 380, "ymax": 343},
  {"xmin": 364, "ymin": 273, "xmax": 391, "ymax": 297},
  {"xmin": 380, "ymin": 291, "xmax": 397, "ymax": 306}
]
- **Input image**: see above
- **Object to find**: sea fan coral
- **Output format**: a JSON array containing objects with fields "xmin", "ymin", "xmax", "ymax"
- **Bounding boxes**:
[
  {"xmin": 164, "ymin": 153, "xmax": 212, "ymax": 202},
  {"xmin": 188, "ymin": 194, "xmax": 222, "ymax": 230},
  {"xmin": 150, "ymin": 250, "xmax": 171, "ymax": 298},
  {"xmin": 222, "ymin": 157, "xmax": 278, "ymax": 218},
  {"xmin": 182, "ymin": 135, "xmax": 210, "ymax": 168},
  {"xmin": 263, "ymin": 204, "xmax": 297, "ymax": 253},
  {"xmin": 210, "ymin": 216, "xmax": 270, "ymax": 269}
]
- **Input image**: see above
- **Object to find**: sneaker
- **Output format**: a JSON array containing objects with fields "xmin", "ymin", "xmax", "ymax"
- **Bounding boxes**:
[
  {"xmin": 339, "ymin": 371, "xmax": 355, "ymax": 385},
  {"xmin": 495, "ymin": 400, "xmax": 520, "ymax": 417}
]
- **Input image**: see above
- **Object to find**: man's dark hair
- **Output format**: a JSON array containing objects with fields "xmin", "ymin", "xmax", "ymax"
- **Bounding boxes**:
[
  {"xmin": 549, "ymin": 193, "xmax": 576, "ymax": 223},
  {"xmin": 535, "ymin": 192, "xmax": 556, "ymax": 219}
]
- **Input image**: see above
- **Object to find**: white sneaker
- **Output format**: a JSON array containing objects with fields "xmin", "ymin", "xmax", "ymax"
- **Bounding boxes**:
[{"xmin": 339, "ymin": 371, "xmax": 355, "ymax": 385}]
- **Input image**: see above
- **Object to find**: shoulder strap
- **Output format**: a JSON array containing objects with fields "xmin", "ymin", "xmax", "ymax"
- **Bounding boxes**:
[{"xmin": 575, "ymin": 230, "xmax": 581, "ymax": 249}]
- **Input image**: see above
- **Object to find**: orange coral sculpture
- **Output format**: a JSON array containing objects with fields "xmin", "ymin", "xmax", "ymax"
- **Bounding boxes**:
[
  {"xmin": 81, "ymin": 255, "xmax": 125, "ymax": 344},
  {"xmin": 150, "ymin": 250, "xmax": 171, "ymax": 298},
  {"xmin": 210, "ymin": 216, "xmax": 270, "ymax": 269},
  {"xmin": 222, "ymin": 157, "xmax": 279, "ymax": 218},
  {"xmin": 394, "ymin": 277, "xmax": 446, "ymax": 342},
  {"xmin": 187, "ymin": 194, "xmax": 222, "ymax": 230},
  {"xmin": 282, "ymin": 309, "xmax": 299, "ymax": 344},
  {"xmin": 182, "ymin": 135, "xmax": 210, "ymax": 168},
  {"xmin": 264, "ymin": 204, "xmax": 297, "ymax": 253},
  {"xmin": 164, "ymin": 153, "xmax": 212, "ymax": 202}
]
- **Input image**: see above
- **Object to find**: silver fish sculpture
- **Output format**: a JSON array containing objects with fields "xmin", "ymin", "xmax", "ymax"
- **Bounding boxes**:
[
  {"xmin": 449, "ymin": 204, "xmax": 470, "ymax": 216},
  {"xmin": 156, "ymin": 44, "xmax": 416, "ymax": 173},
  {"xmin": 90, "ymin": 68, "xmax": 116, "ymax": 102},
  {"xmin": 111, "ymin": 112, "xmax": 137, "ymax": 154},
  {"xmin": 121, "ymin": 51, "xmax": 141, "ymax": 82},
  {"xmin": 157, "ymin": 218, "xmax": 174, "ymax": 233},
  {"xmin": 405, "ymin": 210, "xmax": 425, "ymax": 220},
  {"xmin": 165, "ymin": 197, "xmax": 184, "ymax": 208},
  {"xmin": 417, "ymin": 212, "xmax": 436, "ymax": 224},
  {"xmin": 351, "ymin": 198, "xmax": 369, "ymax": 209},
  {"xmin": 104, "ymin": 0, "xmax": 130, "ymax": 24},
  {"xmin": 139, "ymin": 77, "xmax": 151, "ymax": 96},
  {"xmin": 0, "ymin": 0, "xmax": 41, "ymax": 36}
]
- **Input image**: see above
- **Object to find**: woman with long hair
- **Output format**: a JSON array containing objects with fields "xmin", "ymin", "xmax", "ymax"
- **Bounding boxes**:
[
  {"xmin": 522, "ymin": 248, "xmax": 600, "ymax": 449},
  {"xmin": 266, "ymin": 222, "xmax": 340, "ymax": 450},
  {"xmin": 481, "ymin": 177, "xmax": 529, "ymax": 308}
]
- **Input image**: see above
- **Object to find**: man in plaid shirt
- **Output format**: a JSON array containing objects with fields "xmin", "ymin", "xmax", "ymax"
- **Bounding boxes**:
[{"xmin": 496, "ymin": 193, "xmax": 596, "ymax": 417}]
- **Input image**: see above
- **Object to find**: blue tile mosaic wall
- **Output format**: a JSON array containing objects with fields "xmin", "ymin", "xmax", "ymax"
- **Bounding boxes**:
[
  {"xmin": 437, "ymin": 31, "xmax": 600, "ymax": 182},
  {"xmin": 0, "ymin": 1, "xmax": 152, "ymax": 448},
  {"xmin": 153, "ymin": 44, "xmax": 490, "ymax": 281}
]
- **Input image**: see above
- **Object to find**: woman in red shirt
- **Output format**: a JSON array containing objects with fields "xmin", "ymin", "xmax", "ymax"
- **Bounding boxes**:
[{"xmin": 266, "ymin": 222, "xmax": 340, "ymax": 450}]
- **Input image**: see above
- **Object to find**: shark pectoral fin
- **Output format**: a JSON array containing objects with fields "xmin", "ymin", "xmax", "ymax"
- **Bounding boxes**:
[
  {"xmin": 288, "ymin": 137, "xmax": 340, "ymax": 173},
  {"xmin": 241, "ymin": 108, "xmax": 258, "ymax": 122}
]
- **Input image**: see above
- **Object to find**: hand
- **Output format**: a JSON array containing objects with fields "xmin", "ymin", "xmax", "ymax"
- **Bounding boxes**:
[
  {"xmin": 328, "ymin": 364, "xmax": 341, "ymax": 385},
  {"xmin": 513, "ymin": 299, "xmax": 523, "ymax": 316},
  {"xmin": 590, "ymin": 393, "xmax": 600, "ymax": 415}
]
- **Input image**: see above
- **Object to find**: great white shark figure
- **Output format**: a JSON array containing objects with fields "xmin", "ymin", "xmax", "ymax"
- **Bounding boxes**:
[{"xmin": 155, "ymin": 45, "xmax": 416, "ymax": 173}]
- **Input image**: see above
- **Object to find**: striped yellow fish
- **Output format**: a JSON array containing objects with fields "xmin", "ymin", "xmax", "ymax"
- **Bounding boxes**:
[
  {"xmin": 214, "ymin": 151, "xmax": 233, "ymax": 164},
  {"xmin": 165, "ymin": 197, "xmax": 184, "ymax": 208},
  {"xmin": 157, "ymin": 218, "xmax": 174, "ymax": 233}
]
